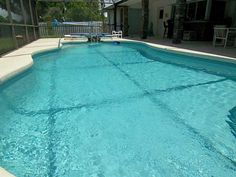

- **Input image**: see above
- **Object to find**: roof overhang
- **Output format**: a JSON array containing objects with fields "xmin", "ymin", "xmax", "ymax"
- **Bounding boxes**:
[
  {"xmin": 103, "ymin": 0, "xmax": 141, "ymax": 10},
  {"xmin": 103, "ymin": 0, "xmax": 127, "ymax": 10},
  {"xmin": 120, "ymin": 0, "xmax": 141, "ymax": 8},
  {"xmin": 104, "ymin": 4, "xmax": 115, "ymax": 10},
  {"xmin": 37, "ymin": 0, "xmax": 75, "ymax": 1}
]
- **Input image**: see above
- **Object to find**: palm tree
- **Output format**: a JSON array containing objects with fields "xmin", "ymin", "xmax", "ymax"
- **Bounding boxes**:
[
  {"xmin": 172, "ymin": 0, "xmax": 186, "ymax": 44},
  {"xmin": 141, "ymin": 0, "xmax": 149, "ymax": 39}
]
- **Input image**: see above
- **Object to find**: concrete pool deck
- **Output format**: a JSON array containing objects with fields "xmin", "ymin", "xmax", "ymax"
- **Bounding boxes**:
[
  {"xmin": 0, "ymin": 37, "xmax": 236, "ymax": 85},
  {"xmin": 0, "ymin": 38, "xmax": 59, "ymax": 84},
  {"xmin": 127, "ymin": 37, "xmax": 236, "ymax": 59},
  {"xmin": 0, "ymin": 167, "xmax": 15, "ymax": 177}
]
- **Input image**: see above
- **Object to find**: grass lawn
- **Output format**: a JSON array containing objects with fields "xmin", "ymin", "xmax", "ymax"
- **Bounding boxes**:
[{"xmin": 0, "ymin": 38, "xmax": 15, "ymax": 56}]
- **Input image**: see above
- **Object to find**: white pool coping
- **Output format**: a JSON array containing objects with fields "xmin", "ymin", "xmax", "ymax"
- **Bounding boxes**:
[
  {"xmin": 122, "ymin": 38, "xmax": 236, "ymax": 64},
  {"xmin": 0, "ymin": 167, "xmax": 15, "ymax": 177},
  {"xmin": 0, "ymin": 38, "xmax": 236, "ymax": 85}
]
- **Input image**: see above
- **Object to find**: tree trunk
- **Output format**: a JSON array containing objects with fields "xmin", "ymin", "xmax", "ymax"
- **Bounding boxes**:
[
  {"xmin": 172, "ymin": 0, "xmax": 186, "ymax": 44},
  {"xmin": 141, "ymin": 0, "xmax": 149, "ymax": 39}
]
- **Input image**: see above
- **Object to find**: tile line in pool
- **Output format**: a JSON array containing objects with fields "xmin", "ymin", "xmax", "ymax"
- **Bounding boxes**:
[
  {"xmin": 33, "ymin": 60, "xmax": 157, "ymax": 72},
  {"xmin": 1, "ymin": 78, "xmax": 227, "ymax": 118},
  {"xmin": 96, "ymin": 50, "xmax": 236, "ymax": 169},
  {"xmin": 2, "ymin": 80, "xmax": 235, "ymax": 170},
  {"xmin": 2, "ymin": 92, "xmax": 146, "ymax": 116},
  {"xmin": 2, "ymin": 49, "xmax": 235, "ymax": 170},
  {"xmin": 47, "ymin": 52, "xmax": 58, "ymax": 177},
  {"xmin": 227, "ymin": 106, "xmax": 236, "ymax": 138},
  {"xmin": 94, "ymin": 50, "xmax": 149, "ymax": 94},
  {"xmin": 58, "ymin": 49, "xmax": 141, "ymax": 56},
  {"xmin": 36, "ymin": 46, "xmax": 236, "ymax": 81},
  {"xmin": 149, "ymin": 95, "xmax": 236, "ymax": 170},
  {"xmin": 150, "ymin": 78, "xmax": 227, "ymax": 94},
  {"xmin": 136, "ymin": 49, "xmax": 236, "ymax": 81}
]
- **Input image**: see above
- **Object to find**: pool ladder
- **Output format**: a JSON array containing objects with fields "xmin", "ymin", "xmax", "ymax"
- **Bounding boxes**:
[
  {"xmin": 89, "ymin": 33, "xmax": 99, "ymax": 43},
  {"xmin": 58, "ymin": 38, "xmax": 62, "ymax": 48}
]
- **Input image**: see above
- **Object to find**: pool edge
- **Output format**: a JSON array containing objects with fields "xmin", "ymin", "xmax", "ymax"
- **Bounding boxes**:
[
  {"xmin": 121, "ymin": 39, "xmax": 236, "ymax": 64},
  {"xmin": 0, "ymin": 167, "xmax": 15, "ymax": 177},
  {"xmin": 0, "ymin": 38, "xmax": 236, "ymax": 85}
]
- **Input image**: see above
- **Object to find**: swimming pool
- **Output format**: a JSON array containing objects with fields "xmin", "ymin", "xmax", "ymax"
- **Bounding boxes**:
[{"xmin": 0, "ymin": 41, "xmax": 236, "ymax": 176}]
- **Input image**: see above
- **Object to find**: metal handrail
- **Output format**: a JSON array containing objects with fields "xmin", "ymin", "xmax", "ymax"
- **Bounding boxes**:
[{"xmin": 58, "ymin": 37, "xmax": 62, "ymax": 48}]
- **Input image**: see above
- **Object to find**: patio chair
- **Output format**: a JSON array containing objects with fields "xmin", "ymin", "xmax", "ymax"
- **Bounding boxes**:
[
  {"xmin": 213, "ymin": 26, "xmax": 229, "ymax": 48},
  {"xmin": 226, "ymin": 28, "xmax": 236, "ymax": 47}
]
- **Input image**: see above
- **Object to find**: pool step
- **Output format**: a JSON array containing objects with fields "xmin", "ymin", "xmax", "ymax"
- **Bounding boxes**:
[{"xmin": 0, "ymin": 167, "xmax": 15, "ymax": 177}]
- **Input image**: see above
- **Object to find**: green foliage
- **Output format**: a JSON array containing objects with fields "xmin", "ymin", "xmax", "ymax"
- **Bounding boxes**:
[
  {"xmin": 37, "ymin": 0, "xmax": 102, "ymax": 22},
  {"xmin": 0, "ymin": 37, "xmax": 15, "ymax": 55},
  {"xmin": 0, "ymin": 0, "xmax": 9, "ymax": 23},
  {"xmin": 43, "ymin": 7, "xmax": 63, "ymax": 22},
  {"xmin": 0, "ymin": 0, "xmax": 6, "ymax": 8},
  {"xmin": 0, "ymin": 15, "xmax": 9, "ymax": 23}
]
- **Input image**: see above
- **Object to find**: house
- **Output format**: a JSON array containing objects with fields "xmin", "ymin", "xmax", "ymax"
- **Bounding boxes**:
[
  {"xmin": 104, "ymin": 0, "xmax": 236, "ymax": 40},
  {"xmin": 104, "ymin": 1, "xmax": 128, "ymax": 36}
]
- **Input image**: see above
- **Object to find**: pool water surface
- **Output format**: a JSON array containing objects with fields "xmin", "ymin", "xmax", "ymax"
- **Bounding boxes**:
[{"xmin": 0, "ymin": 42, "xmax": 236, "ymax": 177}]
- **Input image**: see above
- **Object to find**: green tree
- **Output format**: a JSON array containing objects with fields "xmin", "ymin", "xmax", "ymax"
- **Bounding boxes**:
[
  {"xmin": 43, "ymin": 7, "xmax": 63, "ymax": 22},
  {"xmin": 0, "ymin": 16, "xmax": 8, "ymax": 23},
  {"xmin": 36, "ymin": 0, "xmax": 102, "ymax": 22}
]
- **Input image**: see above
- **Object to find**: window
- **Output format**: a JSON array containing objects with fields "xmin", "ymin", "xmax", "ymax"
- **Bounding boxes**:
[
  {"xmin": 159, "ymin": 9, "xmax": 164, "ymax": 19},
  {"xmin": 186, "ymin": 0, "xmax": 207, "ymax": 21},
  {"xmin": 187, "ymin": 3, "xmax": 196, "ymax": 20},
  {"xmin": 210, "ymin": 0, "xmax": 226, "ymax": 21},
  {"xmin": 196, "ymin": 1, "xmax": 207, "ymax": 20}
]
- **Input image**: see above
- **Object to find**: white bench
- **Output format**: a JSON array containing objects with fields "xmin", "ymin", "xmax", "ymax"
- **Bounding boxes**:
[{"xmin": 112, "ymin": 31, "xmax": 123, "ymax": 38}]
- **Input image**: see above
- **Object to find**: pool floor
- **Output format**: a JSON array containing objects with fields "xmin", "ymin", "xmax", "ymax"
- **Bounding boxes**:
[{"xmin": 0, "ymin": 43, "xmax": 236, "ymax": 177}]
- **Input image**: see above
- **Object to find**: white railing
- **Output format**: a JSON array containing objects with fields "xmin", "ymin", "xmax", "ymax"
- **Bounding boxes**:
[{"xmin": 39, "ymin": 23, "xmax": 104, "ymax": 38}]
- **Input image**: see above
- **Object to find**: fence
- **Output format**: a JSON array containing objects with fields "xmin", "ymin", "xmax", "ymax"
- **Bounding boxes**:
[
  {"xmin": 39, "ymin": 22, "xmax": 107, "ymax": 38},
  {"xmin": 38, "ymin": 22, "xmax": 125, "ymax": 38}
]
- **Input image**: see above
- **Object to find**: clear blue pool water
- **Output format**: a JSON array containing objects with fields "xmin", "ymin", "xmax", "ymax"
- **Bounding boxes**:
[{"xmin": 0, "ymin": 42, "xmax": 236, "ymax": 177}]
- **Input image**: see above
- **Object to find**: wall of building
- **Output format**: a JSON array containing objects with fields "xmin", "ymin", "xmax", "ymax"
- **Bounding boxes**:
[
  {"xmin": 128, "ymin": 8, "xmax": 142, "ymax": 36},
  {"xmin": 116, "ymin": 8, "xmax": 122, "ymax": 27},
  {"xmin": 106, "ymin": 8, "xmax": 122, "ymax": 31},
  {"xmin": 225, "ymin": 0, "xmax": 236, "ymax": 27},
  {"xmin": 107, "ymin": 0, "xmax": 236, "ymax": 39},
  {"xmin": 0, "ymin": 0, "xmax": 38, "ymax": 56},
  {"xmin": 107, "ymin": 10, "xmax": 114, "ymax": 25},
  {"xmin": 149, "ymin": 0, "xmax": 176, "ymax": 38}
]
